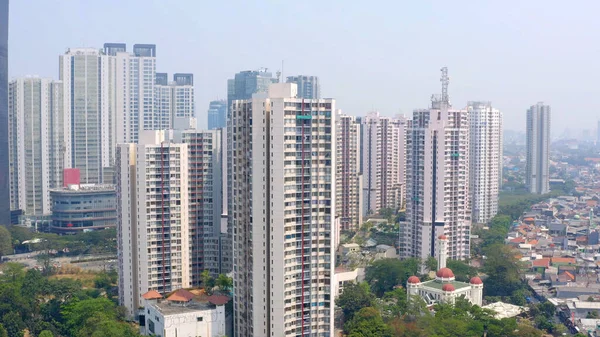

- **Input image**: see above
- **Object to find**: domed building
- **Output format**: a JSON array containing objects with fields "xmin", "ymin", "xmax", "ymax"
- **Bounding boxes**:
[{"xmin": 406, "ymin": 235, "xmax": 483, "ymax": 306}]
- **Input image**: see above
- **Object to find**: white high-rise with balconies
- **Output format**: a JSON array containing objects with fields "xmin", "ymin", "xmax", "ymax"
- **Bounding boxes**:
[
  {"xmin": 526, "ymin": 102, "xmax": 551, "ymax": 194},
  {"xmin": 468, "ymin": 102, "xmax": 502, "ymax": 224},
  {"xmin": 361, "ymin": 111, "xmax": 406, "ymax": 215},
  {"xmin": 400, "ymin": 68, "xmax": 471, "ymax": 262},
  {"xmin": 116, "ymin": 130, "xmax": 190, "ymax": 317},
  {"xmin": 229, "ymin": 83, "xmax": 335, "ymax": 337},
  {"xmin": 336, "ymin": 111, "xmax": 362, "ymax": 231},
  {"xmin": 155, "ymin": 73, "xmax": 195, "ymax": 131},
  {"xmin": 8, "ymin": 77, "xmax": 64, "ymax": 215}
]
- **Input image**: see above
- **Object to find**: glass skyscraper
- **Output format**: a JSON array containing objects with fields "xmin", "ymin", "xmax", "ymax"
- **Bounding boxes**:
[
  {"xmin": 286, "ymin": 75, "xmax": 320, "ymax": 99},
  {"xmin": 227, "ymin": 69, "xmax": 278, "ymax": 116},
  {"xmin": 207, "ymin": 99, "xmax": 226, "ymax": 130},
  {"xmin": 0, "ymin": 0, "xmax": 11, "ymax": 224}
]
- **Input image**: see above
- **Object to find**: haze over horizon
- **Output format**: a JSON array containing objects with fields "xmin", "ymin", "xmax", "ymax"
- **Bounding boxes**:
[{"xmin": 8, "ymin": 0, "xmax": 600, "ymax": 132}]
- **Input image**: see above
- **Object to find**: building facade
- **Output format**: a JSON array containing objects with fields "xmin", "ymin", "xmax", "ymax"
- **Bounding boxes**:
[
  {"xmin": 60, "ymin": 48, "xmax": 116, "ymax": 184},
  {"xmin": 49, "ymin": 184, "xmax": 116, "ymax": 233},
  {"xmin": 179, "ymin": 129, "xmax": 228, "ymax": 281},
  {"xmin": 155, "ymin": 73, "xmax": 195, "ymax": 131},
  {"xmin": 207, "ymin": 100, "xmax": 227, "ymax": 130},
  {"xmin": 0, "ymin": 0, "xmax": 9, "ymax": 224},
  {"xmin": 526, "ymin": 102, "xmax": 551, "ymax": 194},
  {"xmin": 361, "ymin": 111, "xmax": 406, "ymax": 215},
  {"xmin": 401, "ymin": 70, "xmax": 471, "ymax": 262},
  {"xmin": 468, "ymin": 102, "xmax": 502, "ymax": 224},
  {"xmin": 286, "ymin": 75, "xmax": 320, "ymax": 99},
  {"xmin": 229, "ymin": 83, "xmax": 335, "ymax": 336},
  {"xmin": 336, "ymin": 111, "xmax": 362, "ymax": 230},
  {"xmin": 227, "ymin": 69, "xmax": 278, "ymax": 115},
  {"xmin": 9, "ymin": 78, "xmax": 64, "ymax": 216},
  {"xmin": 116, "ymin": 131, "xmax": 190, "ymax": 317}
]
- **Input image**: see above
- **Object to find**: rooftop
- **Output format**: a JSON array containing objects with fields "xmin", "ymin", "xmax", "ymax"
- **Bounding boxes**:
[
  {"xmin": 420, "ymin": 280, "xmax": 471, "ymax": 291},
  {"xmin": 483, "ymin": 302, "xmax": 528, "ymax": 319}
]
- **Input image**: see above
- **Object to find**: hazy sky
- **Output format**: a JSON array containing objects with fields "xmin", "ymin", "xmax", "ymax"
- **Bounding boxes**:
[{"xmin": 8, "ymin": 0, "xmax": 600, "ymax": 132}]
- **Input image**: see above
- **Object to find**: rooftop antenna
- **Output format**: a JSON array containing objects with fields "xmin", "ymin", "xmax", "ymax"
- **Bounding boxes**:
[{"xmin": 440, "ymin": 67, "xmax": 449, "ymax": 110}]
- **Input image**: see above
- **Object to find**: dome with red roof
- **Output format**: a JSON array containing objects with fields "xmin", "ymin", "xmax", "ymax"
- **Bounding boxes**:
[
  {"xmin": 407, "ymin": 276, "xmax": 421, "ymax": 284},
  {"xmin": 442, "ymin": 283, "xmax": 455, "ymax": 292},
  {"xmin": 436, "ymin": 267, "xmax": 455, "ymax": 279},
  {"xmin": 438, "ymin": 234, "xmax": 448, "ymax": 240},
  {"xmin": 470, "ymin": 276, "xmax": 483, "ymax": 285}
]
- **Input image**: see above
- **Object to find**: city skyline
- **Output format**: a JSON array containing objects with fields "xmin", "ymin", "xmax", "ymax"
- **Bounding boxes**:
[{"xmin": 8, "ymin": 1, "xmax": 600, "ymax": 132}]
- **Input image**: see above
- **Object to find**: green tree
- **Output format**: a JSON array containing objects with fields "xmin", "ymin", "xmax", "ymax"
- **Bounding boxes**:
[
  {"xmin": 38, "ymin": 331, "xmax": 54, "ymax": 337},
  {"xmin": 344, "ymin": 307, "xmax": 393, "ymax": 337},
  {"xmin": 336, "ymin": 282, "xmax": 374, "ymax": 322},
  {"xmin": 0, "ymin": 226, "xmax": 12, "ymax": 258},
  {"xmin": 424, "ymin": 256, "xmax": 437, "ymax": 272},
  {"xmin": 0, "ymin": 324, "xmax": 7, "ymax": 337},
  {"xmin": 482, "ymin": 244, "xmax": 524, "ymax": 297},
  {"xmin": 446, "ymin": 260, "xmax": 477, "ymax": 282},
  {"xmin": 200, "ymin": 270, "xmax": 215, "ymax": 294},
  {"xmin": 0, "ymin": 263, "xmax": 25, "ymax": 283},
  {"xmin": 61, "ymin": 297, "xmax": 118, "ymax": 335},
  {"xmin": 215, "ymin": 274, "xmax": 233, "ymax": 293},
  {"xmin": 381, "ymin": 287, "xmax": 408, "ymax": 319},
  {"xmin": 365, "ymin": 258, "xmax": 419, "ymax": 296},
  {"xmin": 2, "ymin": 312, "xmax": 24, "ymax": 337}
]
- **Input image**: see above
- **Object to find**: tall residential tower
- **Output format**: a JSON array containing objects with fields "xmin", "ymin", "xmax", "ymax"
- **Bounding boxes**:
[
  {"xmin": 336, "ymin": 111, "xmax": 363, "ymax": 230},
  {"xmin": 361, "ymin": 111, "xmax": 406, "ymax": 215},
  {"xmin": 229, "ymin": 83, "xmax": 335, "ymax": 336},
  {"xmin": 9, "ymin": 78, "xmax": 64, "ymax": 215},
  {"xmin": 207, "ymin": 99, "xmax": 227, "ymax": 130},
  {"xmin": 401, "ymin": 68, "xmax": 471, "ymax": 262},
  {"xmin": 0, "ymin": 0, "xmax": 9, "ymax": 224},
  {"xmin": 286, "ymin": 75, "xmax": 320, "ymax": 99},
  {"xmin": 468, "ymin": 102, "xmax": 502, "ymax": 224},
  {"xmin": 526, "ymin": 103, "xmax": 551, "ymax": 194}
]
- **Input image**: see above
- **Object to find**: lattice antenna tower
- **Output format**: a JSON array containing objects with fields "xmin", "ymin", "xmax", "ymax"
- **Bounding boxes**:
[{"xmin": 440, "ymin": 67, "xmax": 449, "ymax": 110}]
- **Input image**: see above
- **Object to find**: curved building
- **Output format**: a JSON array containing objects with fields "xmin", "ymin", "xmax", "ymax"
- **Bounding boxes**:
[{"xmin": 50, "ymin": 184, "xmax": 116, "ymax": 233}]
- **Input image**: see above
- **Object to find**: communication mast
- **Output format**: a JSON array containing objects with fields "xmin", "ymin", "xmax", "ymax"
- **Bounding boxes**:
[{"xmin": 440, "ymin": 67, "xmax": 449, "ymax": 111}]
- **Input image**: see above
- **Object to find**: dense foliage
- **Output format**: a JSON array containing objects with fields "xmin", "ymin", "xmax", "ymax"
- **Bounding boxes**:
[
  {"xmin": 0, "ymin": 263, "xmax": 138, "ymax": 337},
  {"xmin": 7, "ymin": 226, "xmax": 117, "ymax": 256},
  {"xmin": 364, "ymin": 258, "xmax": 419, "ymax": 296}
]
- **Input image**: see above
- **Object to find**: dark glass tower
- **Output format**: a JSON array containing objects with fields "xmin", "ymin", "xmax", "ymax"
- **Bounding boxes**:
[{"xmin": 0, "ymin": 0, "xmax": 10, "ymax": 225}]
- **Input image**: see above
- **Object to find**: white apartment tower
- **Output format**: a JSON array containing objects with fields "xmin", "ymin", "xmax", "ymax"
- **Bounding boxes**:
[
  {"xmin": 116, "ymin": 130, "xmax": 190, "ymax": 317},
  {"xmin": 60, "ymin": 48, "xmax": 117, "ymax": 184},
  {"xmin": 336, "ymin": 111, "xmax": 363, "ymax": 231},
  {"xmin": 8, "ymin": 77, "xmax": 64, "ymax": 215},
  {"xmin": 401, "ymin": 68, "xmax": 471, "ymax": 262},
  {"xmin": 361, "ymin": 111, "xmax": 406, "ymax": 215},
  {"xmin": 229, "ymin": 83, "xmax": 335, "ymax": 336},
  {"xmin": 155, "ymin": 73, "xmax": 195, "ymax": 130},
  {"xmin": 526, "ymin": 102, "xmax": 551, "ymax": 194},
  {"xmin": 468, "ymin": 102, "xmax": 502, "ymax": 224}
]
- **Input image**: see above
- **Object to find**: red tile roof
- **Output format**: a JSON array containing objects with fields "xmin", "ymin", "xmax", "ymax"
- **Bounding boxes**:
[
  {"xmin": 207, "ymin": 294, "xmax": 230, "ymax": 306},
  {"xmin": 562, "ymin": 271, "xmax": 575, "ymax": 281},
  {"xmin": 552, "ymin": 257, "xmax": 576, "ymax": 265},
  {"xmin": 167, "ymin": 289, "xmax": 195, "ymax": 302},
  {"xmin": 532, "ymin": 258, "xmax": 550, "ymax": 268},
  {"xmin": 142, "ymin": 290, "xmax": 163, "ymax": 300}
]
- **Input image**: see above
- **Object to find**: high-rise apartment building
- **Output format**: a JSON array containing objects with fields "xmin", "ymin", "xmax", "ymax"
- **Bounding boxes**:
[
  {"xmin": 286, "ymin": 75, "xmax": 320, "ymax": 99},
  {"xmin": 361, "ymin": 111, "xmax": 406, "ymax": 215},
  {"xmin": 207, "ymin": 100, "xmax": 227, "ymax": 130},
  {"xmin": 179, "ymin": 129, "xmax": 228, "ymax": 282},
  {"xmin": 400, "ymin": 68, "xmax": 471, "ymax": 262},
  {"xmin": 227, "ymin": 69, "xmax": 278, "ymax": 113},
  {"xmin": 155, "ymin": 73, "xmax": 195, "ymax": 130},
  {"xmin": 336, "ymin": 111, "xmax": 362, "ymax": 230},
  {"xmin": 526, "ymin": 102, "xmax": 551, "ymax": 194},
  {"xmin": 0, "ymin": 0, "xmax": 9, "ymax": 224},
  {"xmin": 60, "ymin": 48, "xmax": 116, "ymax": 184},
  {"xmin": 229, "ymin": 83, "xmax": 335, "ymax": 336},
  {"xmin": 116, "ymin": 131, "xmax": 190, "ymax": 316},
  {"xmin": 8, "ymin": 78, "xmax": 64, "ymax": 215},
  {"xmin": 468, "ymin": 102, "xmax": 502, "ymax": 224},
  {"xmin": 113, "ymin": 44, "xmax": 157, "ymax": 144}
]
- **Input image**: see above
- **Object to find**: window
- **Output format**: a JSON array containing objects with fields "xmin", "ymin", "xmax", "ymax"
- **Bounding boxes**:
[
  {"xmin": 197, "ymin": 316, "xmax": 203, "ymax": 322},
  {"xmin": 148, "ymin": 320, "xmax": 155, "ymax": 334}
]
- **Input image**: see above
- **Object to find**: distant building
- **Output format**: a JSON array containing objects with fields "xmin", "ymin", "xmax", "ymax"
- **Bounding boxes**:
[
  {"xmin": 154, "ymin": 73, "xmax": 195, "ymax": 130},
  {"xmin": 0, "ymin": 0, "xmax": 9, "ymax": 225},
  {"xmin": 207, "ymin": 100, "xmax": 227, "ymax": 130},
  {"xmin": 468, "ymin": 101, "xmax": 502, "ymax": 223},
  {"xmin": 336, "ymin": 111, "xmax": 363, "ymax": 230},
  {"xmin": 360, "ymin": 111, "xmax": 406, "ymax": 215},
  {"xmin": 286, "ymin": 75, "xmax": 320, "ymax": 99},
  {"xmin": 400, "ymin": 68, "xmax": 471, "ymax": 261},
  {"xmin": 139, "ymin": 289, "xmax": 231, "ymax": 337},
  {"xmin": 227, "ymin": 69, "xmax": 278, "ymax": 116},
  {"xmin": 49, "ymin": 184, "xmax": 116, "ymax": 233},
  {"xmin": 9, "ymin": 77, "xmax": 64, "ymax": 216},
  {"xmin": 407, "ymin": 235, "xmax": 483, "ymax": 306},
  {"xmin": 526, "ymin": 102, "xmax": 551, "ymax": 194}
]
